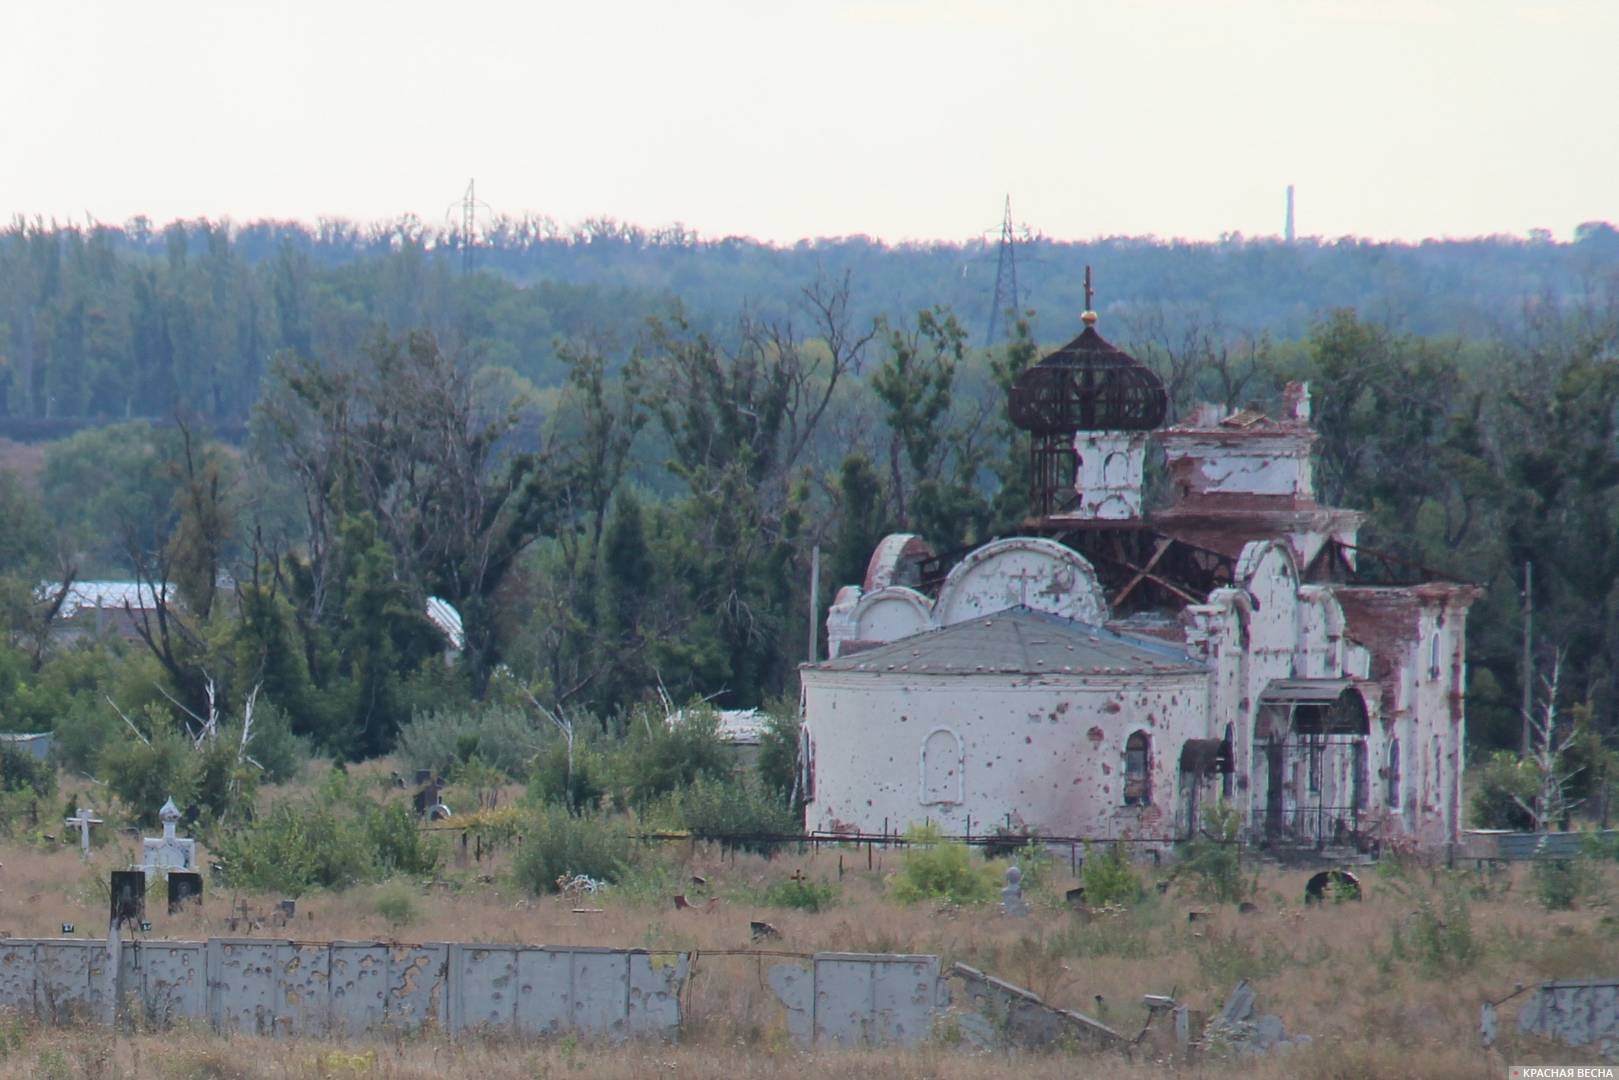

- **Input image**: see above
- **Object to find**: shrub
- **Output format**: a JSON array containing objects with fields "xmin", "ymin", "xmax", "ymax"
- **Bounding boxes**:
[
  {"xmin": 511, "ymin": 806, "xmax": 633, "ymax": 895},
  {"xmin": 1177, "ymin": 801, "xmax": 1253, "ymax": 903},
  {"xmin": 98, "ymin": 728, "xmax": 196, "ymax": 826},
  {"xmin": 755, "ymin": 703, "xmax": 802, "ymax": 811},
  {"xmin": 650, "ymin": 774, "xmax": 797, "ymax": 854},
  {"xmin": 615, "ymin": 704, "xmax": 730, "ymax": 809},
  {"xmin": 1532, "ymin": 857, "xmax": 1596, "ymax": 911},
  {"xmin": 213, "ymin": 773, "xmax": 437, "ymax": 894},
  {"xmin": 1469, "ymin": 750, "xmax": 1537, "ymax": 830},
  {"xmin": 373, "ymin": 881, "xmax": 420, "ymax": 926},
  {"xmin": 1082, "ymin": 841, "xmax": 1145, "ymax": 908},
  {"xmin": 191, "ymin": 729, "xmax": 258, "ymax": 824},
  {"xmin": 366, "ymin": 800, "xmax": 440, "ymax": 877},
  {"xmin": 763, "ymin": 875, "xmax": 840, "ymax": 912},
  {"xmin": 396, "ymin": 704, "xmax": 543, "ymax": 781},
  {"xmin": 0, "ymin": 741, "xmax": 55, "ymax": 799},
  {"xmin": 891, "ymin": 824, "xmax": 999, "ymax": 905},
  {"xmin": 243, "ymin": 700, "xmax": 309, "ymax": 784},
  {"xmin": 214, "ymin": 802, "xmax": 376, "ymax": 895},
  {"xmin": 51, "ymin": 703, "xmax": 122, "ymax": 775},
  {"xmin": 1387, "ymin": 868, "xmax": 1477, "ymax": 970},
  {"xmin": 527, "ymin": 739, "xmax": 608, "ymax": 814}
]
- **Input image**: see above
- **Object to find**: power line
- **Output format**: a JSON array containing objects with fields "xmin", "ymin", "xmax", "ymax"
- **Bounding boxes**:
[
  {"xmin": 985, "ymin": 194, "xmax": 1022, "ymax": 346},
  {"xmin": 448, "ymin": 179, "xmax": 492, "ymax": 274}
]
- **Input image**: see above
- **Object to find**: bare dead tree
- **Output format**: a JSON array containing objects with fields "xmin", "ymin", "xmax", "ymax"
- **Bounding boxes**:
[{"xmin": 1514, "ymin": 652, "xmax": 1583, "ymax": 831}]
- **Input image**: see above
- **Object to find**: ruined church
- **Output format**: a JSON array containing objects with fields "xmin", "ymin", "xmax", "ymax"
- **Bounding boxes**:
[{"xmin": 800, "ymin": 302, "xmax": 1478, "ymax": 854}]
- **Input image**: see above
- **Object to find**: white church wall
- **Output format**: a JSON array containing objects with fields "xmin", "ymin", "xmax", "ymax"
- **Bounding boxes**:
[
  {"xmin": 932, "ymin": 538, "xmax": 1108, "ymax": 628},
  {"xmin": 1230, "ymin": 543, "xmax": 1309, "ymax": 833},
  {"xmin": 802, "ymin": 671, "xmax": 1207, "ymax": 840},
  {"xmin": 1069, "ymin": 432, "xmax": 1147, "ymax": 521}
]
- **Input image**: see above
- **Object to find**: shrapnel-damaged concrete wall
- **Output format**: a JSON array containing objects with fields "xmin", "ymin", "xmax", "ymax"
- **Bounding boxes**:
[
  {"xmin": 1517, "ymin": 978, "xmax": 1619, "ymax": 1057},
  {"xmin": 0, "ymin": 939, "xmax": 688, "ymax": 1041},
  {"xmin": 767, "ymin": 952, "xmax": 946, "ymax": 1047}
]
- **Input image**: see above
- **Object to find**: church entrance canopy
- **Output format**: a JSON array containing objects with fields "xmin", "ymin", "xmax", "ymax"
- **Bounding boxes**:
[
  {"xmin": 1254, "ymin": 679, "xmax": 1369, "ymax": 738},
  {"xmin": 1253, "ymin": 679, "xmax": 1372, "ymax": 852}
]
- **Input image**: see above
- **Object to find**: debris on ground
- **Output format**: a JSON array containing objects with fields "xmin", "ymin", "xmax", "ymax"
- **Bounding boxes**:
[
  {"xmin": 1202, "ymin": 979, "xmax": 1310, "ymax": 1055},
  {"xmin": 947, "ymin": 962, "xmax": 1124, "ymax": 1050}
]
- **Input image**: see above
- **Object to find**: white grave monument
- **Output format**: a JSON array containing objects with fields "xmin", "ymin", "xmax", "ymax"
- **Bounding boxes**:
[{"xmin": 141, "ymin": 797, "xmax": 195, "ymax": 877}]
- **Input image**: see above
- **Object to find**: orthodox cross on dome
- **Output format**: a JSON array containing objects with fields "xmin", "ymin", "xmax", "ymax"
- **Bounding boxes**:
[{"xmin": 1083, "ymin": 265, "xmax": 1095, "ymax": 315}]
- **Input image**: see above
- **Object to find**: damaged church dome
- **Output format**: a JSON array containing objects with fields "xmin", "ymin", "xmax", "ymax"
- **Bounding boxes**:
[{"xmin": 1008, "ymin": 309, "xmax": 1168, "ymax": 435}]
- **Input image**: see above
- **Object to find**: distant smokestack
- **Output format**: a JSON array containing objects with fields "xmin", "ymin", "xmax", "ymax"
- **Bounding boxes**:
[{"xmin": 1285, "ymin": 185, "xmax": 1296, "ymax": 245}]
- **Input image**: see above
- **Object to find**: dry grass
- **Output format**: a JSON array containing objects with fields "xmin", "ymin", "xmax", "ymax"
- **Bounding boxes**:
[
  {"xmin": 5, "ymin": 760, "xmax": 1618, "ymax": 1076},
  {"xmin": 2, "ymin": 833, "xmax": 1618, "ymax": 1076},
  {"xmin": 0, "ymin": 1022, "xmax": 1591, "ymax": 1079}
]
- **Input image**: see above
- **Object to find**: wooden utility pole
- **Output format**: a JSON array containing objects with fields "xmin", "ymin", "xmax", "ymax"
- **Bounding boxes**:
[
  {"xmin": 808, "ymin": 545, "xmax": 821, "ymax": 663},
  {"xmin": 1521, "ymin": 561, "xmax": 1534, "ymax": 757}
]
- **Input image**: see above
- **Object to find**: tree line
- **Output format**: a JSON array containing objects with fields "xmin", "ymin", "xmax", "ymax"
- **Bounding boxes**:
[
  {"xmin": 1, "ymin": 224, "xmax": 1618, "ymax": 822},
  {"xmin": 4, "ymin": 216, "xmax": 1619, "ymax": 431}
]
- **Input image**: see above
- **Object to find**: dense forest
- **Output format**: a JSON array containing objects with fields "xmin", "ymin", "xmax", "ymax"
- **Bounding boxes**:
[
  {"xmin": 4, "ymin": 215, "xmax": 1619, "ymax": 433},
  {"xmin": 2, "ymin": 214, "xmax": 1619, "ymax": 816}
]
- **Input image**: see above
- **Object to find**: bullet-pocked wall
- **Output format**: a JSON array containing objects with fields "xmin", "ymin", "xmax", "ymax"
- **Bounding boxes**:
[{"xmin": 0, "ymin": 938, "xmax": 688, "ymax": 1039}]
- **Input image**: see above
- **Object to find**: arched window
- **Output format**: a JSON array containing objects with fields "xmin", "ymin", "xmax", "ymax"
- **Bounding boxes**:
[
  {"xmin": 1386, "ymin": 739, "xmax": 1401, "ymax": 808},
  {"xmin": 920, "ymin": 728, "xmax": 963, "ymax": 805},
  {"xmin": 1124, "ymin": 731, "xmax": 1151, "ymax": 806},
  {"xmin": 798, "ymin": 725, "xmax": 816, "ymax": 803},
  {"xmin": 1221, "ymin": 723, "xmax": 1234, "ymax": 799}
]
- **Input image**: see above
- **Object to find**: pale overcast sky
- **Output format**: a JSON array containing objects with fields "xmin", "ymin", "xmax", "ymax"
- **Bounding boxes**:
[{"xmin": 2, "ymin": 0, "xmax": 1615, "ymax": 243}]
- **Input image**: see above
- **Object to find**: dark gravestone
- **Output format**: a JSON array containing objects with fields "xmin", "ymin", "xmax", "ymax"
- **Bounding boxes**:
[
  {"xmin": 110, "ymin": 870, "xmax": 145, "ymax": 930},
  {"xmin": 413, "ymin": 783, "xmax": 444, "ymax": 816},
  {"xmin": 168, "ymin": 871, "xmax": 203, "ymax": 914}
]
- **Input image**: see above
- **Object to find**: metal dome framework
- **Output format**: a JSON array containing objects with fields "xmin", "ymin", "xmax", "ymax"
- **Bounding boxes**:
[
  {"xmin": 1009, "ymin": 321, "xmax": 1168, "ymax": 520},
  {"xmin": 1009, "ymin": 325, "xmax": 1168, "ymax": 434}
]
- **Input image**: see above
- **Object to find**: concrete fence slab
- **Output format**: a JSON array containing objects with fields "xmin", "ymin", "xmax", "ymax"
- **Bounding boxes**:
[
  {"xmin": 121, "ymin": 941, "xmax": 206, "ymax": 1026},
  {"xmin": 0, "ymin": 938, "xmax": 691, "ymax": 1042},
  {"xmin": 770, "ymin": 952, "xmax": 944, "ymax": 1048},
  {"xmin": 0, "ymin": 939, "xmax": 982, "ymax": 1050},
  {"xmin": 1519, "ymin": 978, "xmax": 1619, "ymax": 1058}
]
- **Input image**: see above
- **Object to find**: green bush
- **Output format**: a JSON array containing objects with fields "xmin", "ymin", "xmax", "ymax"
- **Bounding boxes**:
[
  {"xmin": 98, "ymin": 728, "xmax": 197, "ymax": 826},
  {"xmin": 755, "ymin": 703, "xmax": 802, "ymax": 812},
  {"xmin": 366, "ymin": 800, "xmax": 440, "ymax": 877},
  {"xmin": 214, "ymin": 802, "xmax": 376, "ymax": 895},
  {"xmin": 615, "ymin": 704, "xmax": 730, "ymax": 809},
  {"xmin": 213, "ymin": 772, "xmax": 438, "ymax": 894},
  {"xmin": 0, "ymin": 741, "xmax": 55, "ymax": 799},
  {"xmin": 1470, "ymin": 750, "xmax": 1537, "ymax": 830},
  {"xmin": 373, "ymin": 880, "xmax": 420, "ymax": 926},
  {"xmin": 1387, "ymin": 868, "xmax": 1477, "ymax": 970},
  {"xmin": 526, "ymin": 738, "xmax": 608, "ymax": 814},
  {"xmin": 650, "ymin": 774, "xmax": 797, "ymax": 854},
  {"xmin": 1532, "ymin": 857, "xmax": 1596, "ymax": 911},
  {"xmin": 1082, "ymin": 841, "xmax": 1146, "ymax": 908},
  {"xmin": 51, "ymin": 703, "xmax": 122, "ymax": 775},
  {"xmin": 763, "ymin": 875, "xmax": 840, "ymax": 912},
  {"xmin": 396, "ymin": 704, "xmax": 543, "ymax": 781},
  {"xmin": 891, "ymin": 824, "xmax": 999, "ymax": 905},
  {"xmin": 1176, "ymin": 801, "xmax": 1253, "ymax": 903},
  {"xmin": 243, "ymin": 700, "xmax": 309, "ymax": 784},
  {"xmin": 511, "ymin": 806, "xmax": 633, "ymax": 895}
]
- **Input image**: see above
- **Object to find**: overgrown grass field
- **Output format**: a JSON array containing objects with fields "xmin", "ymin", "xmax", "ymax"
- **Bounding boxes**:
[{"xmin": 4, "ymin": 757, "xmax": 1618, "ymax": 1079}]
